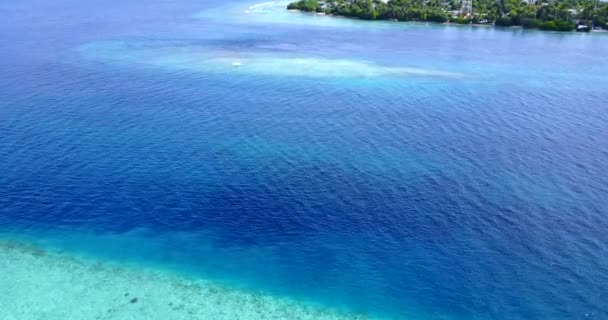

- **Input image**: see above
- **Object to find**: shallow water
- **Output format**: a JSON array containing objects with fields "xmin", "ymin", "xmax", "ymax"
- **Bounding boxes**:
[
  {"xmin": 0, "ymin": 239, "xmax": 366, "ymax": 320},
  {"xmin": 1, "ymin": 0, "xmax": 608, "ymax": 319}
]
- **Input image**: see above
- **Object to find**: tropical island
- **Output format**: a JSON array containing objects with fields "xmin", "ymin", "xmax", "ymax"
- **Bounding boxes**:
[{"xmin": 287, "ymin": 0, "xmax": 608, "ymax": 31}]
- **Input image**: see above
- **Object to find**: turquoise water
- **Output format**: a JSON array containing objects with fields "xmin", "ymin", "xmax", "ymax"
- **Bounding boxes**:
[{"xmin": 1, "ymin": 0, "xmax": 608, "ymax": 319}]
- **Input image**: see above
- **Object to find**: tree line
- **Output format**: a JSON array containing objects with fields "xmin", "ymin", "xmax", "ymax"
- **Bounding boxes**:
[{"xmin": 287, "ymin": 0, "xmax": 608, "ymax": 31}]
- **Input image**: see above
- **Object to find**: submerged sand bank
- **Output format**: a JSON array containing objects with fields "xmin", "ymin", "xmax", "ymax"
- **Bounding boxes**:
[{"xmin": 0, "ymin": 240, "xmax": 369, "ymax": 320}]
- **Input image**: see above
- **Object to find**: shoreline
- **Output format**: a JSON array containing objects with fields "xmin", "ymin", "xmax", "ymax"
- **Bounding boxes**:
[
  {"xmin": 286, "ymin": 8, "xmax": 607, "ymax": 33},
  {"xmin": 0, "ymin": 238, "xmax": 373, "ymax": 320}
]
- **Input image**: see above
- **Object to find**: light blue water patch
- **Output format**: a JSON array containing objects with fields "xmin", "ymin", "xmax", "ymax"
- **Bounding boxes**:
[
  {"xmin": 77, "ymin": 39, "xmax": 465, "ymax": 79},
  {"xmin": 0, "ymin": 236, "xmax": 379, "ymax": 320},
  {"xmin": 75, "ymin": 33, "xmax": 608, "ymax": 88},
  {"xmin": 0, "ymin": 229, "xmax": 440, "ymax": 320}
]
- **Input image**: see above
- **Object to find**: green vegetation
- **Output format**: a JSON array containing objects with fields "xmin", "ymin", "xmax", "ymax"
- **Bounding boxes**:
[
  {"xmin": 538, "ymin": 19, "xmax": 576, "ymax": 30},
  {"xmin": 288, "ymin": 0, "xmax": 452, "ymax": 23},
  {"xmin": 451, "ymin": 16, "xmax": 472, "ymax": 24},
  {"xmin": 286, "ymin": 0, "xmax": 608, "ymax": 32}
]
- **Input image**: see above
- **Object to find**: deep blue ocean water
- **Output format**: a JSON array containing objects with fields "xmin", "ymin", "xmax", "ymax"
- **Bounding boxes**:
[{"xmin": 2, "ymin": 0, "xmax": 608, "ymax": 319}]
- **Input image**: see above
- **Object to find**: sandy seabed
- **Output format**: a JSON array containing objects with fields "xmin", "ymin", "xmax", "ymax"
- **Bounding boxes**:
[{"xmin": 0, "ymin": 240, "xmax": 370, "ymax": 320}]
